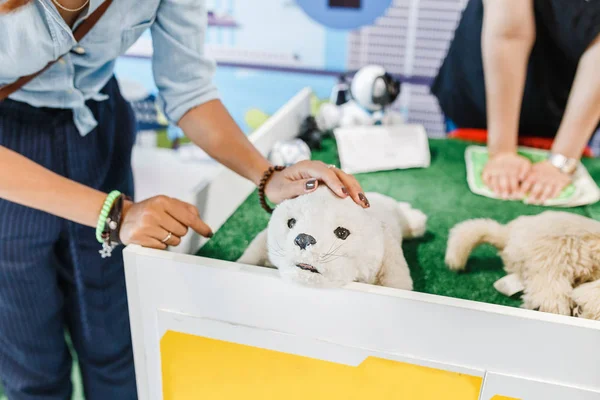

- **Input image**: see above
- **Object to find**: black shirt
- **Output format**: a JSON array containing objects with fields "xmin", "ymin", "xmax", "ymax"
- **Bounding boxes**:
[{"xmin": 431, "ymin": 0, "xmax": 600, "ymax": 137}]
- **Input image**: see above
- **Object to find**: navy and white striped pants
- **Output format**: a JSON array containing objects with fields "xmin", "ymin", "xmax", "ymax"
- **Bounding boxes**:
[{"xmin": 0, "ymin": 77, "xmax": 137, "ymax": 399}]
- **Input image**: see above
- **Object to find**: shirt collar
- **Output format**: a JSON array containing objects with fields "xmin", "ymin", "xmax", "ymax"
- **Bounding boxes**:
[{"xmin": 40, "ymin": 0, "xmax": 107, "ymax": 34}]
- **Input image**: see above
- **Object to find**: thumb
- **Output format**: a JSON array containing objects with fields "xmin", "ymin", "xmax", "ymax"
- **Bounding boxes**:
[{"xmin": 284, "ymin": 178, "xmax": 319, "ymax": 199}]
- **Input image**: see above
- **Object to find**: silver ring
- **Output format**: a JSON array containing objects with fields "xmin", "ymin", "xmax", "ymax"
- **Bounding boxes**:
[{"xmin": 161, "ymin": 232, "xmax": 172, "ymax": 243}]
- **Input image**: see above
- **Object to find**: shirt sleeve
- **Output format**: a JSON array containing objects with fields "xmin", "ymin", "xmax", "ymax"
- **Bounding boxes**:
[{"xmin": 150, "ymin": 0, "xmax": 219, "ymax": 125}]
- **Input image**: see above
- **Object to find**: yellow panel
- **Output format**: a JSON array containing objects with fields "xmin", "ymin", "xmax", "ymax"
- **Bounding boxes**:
[
  {"xmin": 491, "ymin": 397, "xmax": 520, "ymax": 400},
  {"xmin": 160, "ymin": 331, "xmax": 484, "ymax": 400}
]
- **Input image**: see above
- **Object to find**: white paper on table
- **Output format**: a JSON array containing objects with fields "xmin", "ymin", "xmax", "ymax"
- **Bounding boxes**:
[{"xmin": 333, "ymin": 124, "xmax": 431, "ymax": 174}]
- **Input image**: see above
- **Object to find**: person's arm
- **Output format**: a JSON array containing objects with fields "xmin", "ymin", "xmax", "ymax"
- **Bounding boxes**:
[
  {"xmin": 482, "ymin": 0, "xmax": 536, "ymax": 156},
  {"xmin": 150, "ymin": 0, "xmax": 368, "ymax": 207},
  {"xmin": 178, "ymin": 100, "xmax": 368, "ymax": 205},
  {"xmin": 520, "ymin": 34, "xmax": 600, "ymax": 204},
  {"xmin": 0, "ymin": 146, "xmax": 106, "ymax": 227},
  {"xmin": 0, "ymin": 145, "xmax": 212, "ymax": 248},
  {"xmin": 550, "ymin": 35, "xmax": 600, "ymax": 159},
  {"xmin": 179, "ymin": 100, "xmax": 270, "ymax": 186},
  {"xmin": 480, "ymin": 0, "xmax": 536, "ymax": 199}
]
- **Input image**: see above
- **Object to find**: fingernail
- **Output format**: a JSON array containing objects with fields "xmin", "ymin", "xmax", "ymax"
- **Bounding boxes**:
[
  {"xmin": 358, "ymin": 193, "xmax": 370, "ymax": 207},
  {"xmin": 208, "ymin": 231, "xmax": 214, "ymax": 238},
  {"xmin": 341, "ymin": 187, "xmax": 349, "ymax": 195},
  {"xmin": 305, "ymin": 179, "xmax": 317, "ymax": 191}
]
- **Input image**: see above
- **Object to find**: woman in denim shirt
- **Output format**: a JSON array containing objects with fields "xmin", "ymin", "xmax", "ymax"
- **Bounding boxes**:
[{"xmin": 0, "ymin": 0, "xmax": 369, "ymax": 398}]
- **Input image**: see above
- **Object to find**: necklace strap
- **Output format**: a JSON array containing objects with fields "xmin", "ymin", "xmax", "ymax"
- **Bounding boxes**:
[{"xmin": 51, "ymin": 0, "xmax": 90, "ymax": 13}]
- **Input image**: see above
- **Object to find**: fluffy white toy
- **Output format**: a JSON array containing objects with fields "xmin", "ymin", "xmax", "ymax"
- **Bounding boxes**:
[
  {"xmin": 445, "ymin": 211, "xmax": 600, "ymax": 320},
  {"xmin": 237, "ymin": 187, "xmax": 427, "ymax": 290},
  {"xmin": 316, "ymin": 65, "xmax": 404, "ymax": 131}
]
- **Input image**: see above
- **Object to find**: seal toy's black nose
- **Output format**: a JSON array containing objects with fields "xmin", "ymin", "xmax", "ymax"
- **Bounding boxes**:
[{"xmin": 295, "ymin": 233, "xmax": 316, "ymax": 250}]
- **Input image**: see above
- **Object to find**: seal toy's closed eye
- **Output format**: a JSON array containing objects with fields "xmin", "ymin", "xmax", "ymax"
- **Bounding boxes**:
[{"xmin": 237, "ymin": 187, "xmax": 427, "ymax": 290}]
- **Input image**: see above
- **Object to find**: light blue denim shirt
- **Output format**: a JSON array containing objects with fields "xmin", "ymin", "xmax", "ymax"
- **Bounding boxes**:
[{"xmin": 0, "ymin": 0, "xmax": 219, "ymax": 136}]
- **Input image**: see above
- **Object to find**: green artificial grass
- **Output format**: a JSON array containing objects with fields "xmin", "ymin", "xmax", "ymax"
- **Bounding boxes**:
[{"xmin": 198, "ymin": 138, "xmax": 600, "ymax": 308}]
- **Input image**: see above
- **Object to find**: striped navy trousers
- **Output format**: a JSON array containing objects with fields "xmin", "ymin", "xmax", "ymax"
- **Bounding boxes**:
[{"xmin": 0, "ymin": 77, "xmax": 137, "ymax": 399}]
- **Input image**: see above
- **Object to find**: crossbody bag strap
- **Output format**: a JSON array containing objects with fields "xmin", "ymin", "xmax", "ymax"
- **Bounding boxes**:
[{"xmin": 0, "ymin": 0, "xmax": 113, "ymax": 101}]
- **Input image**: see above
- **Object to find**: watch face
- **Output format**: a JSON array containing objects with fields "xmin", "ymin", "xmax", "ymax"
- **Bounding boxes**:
[
  {"xmin": 550, "ymin": 154, "xmax": 578, "ymax": 174},
  {"xmin": 550, "ymin": 155, "xmax": 564, "ymax": 169}
]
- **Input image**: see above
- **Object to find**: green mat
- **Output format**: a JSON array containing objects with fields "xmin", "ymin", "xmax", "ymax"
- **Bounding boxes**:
[
  {"xmin": 468, "ymin": 146, "xmax": 577, "ymax": 202},
  {"xmin": 198, "ymin": 138, "xmax": 600, "ymax": 307}
]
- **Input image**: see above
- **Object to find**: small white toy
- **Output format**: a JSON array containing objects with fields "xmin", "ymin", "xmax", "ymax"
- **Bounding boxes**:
[
  {"xmin": 316, "ymin": 65, "xmax": 404, "ymax": 131},
  {"xmin": 269, "ymin": 139, "xmax": 312, "ymax": 166},
  {"xmin": 238, "ymin": 187, "xmax": 427, "ymax": 290},
  {"xmin": 445, "ymin": 211, "xmax": 600, "ymax": 321}
]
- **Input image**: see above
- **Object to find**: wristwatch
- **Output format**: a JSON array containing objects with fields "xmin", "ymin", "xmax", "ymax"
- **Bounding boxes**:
[{"xmin": 548, "ymin": 153, "xmax": 578, "ymax": 175}]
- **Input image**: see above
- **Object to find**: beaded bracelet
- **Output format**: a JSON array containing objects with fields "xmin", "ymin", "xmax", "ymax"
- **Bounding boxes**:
[
  {"xmin": 98, "ymin": 193, "xmax": 131, "ymax": 258},
  {"xmin": 96, "ymin": 190, "xmax": 121, "ymax": 244},
  {"xmin": 258, "ymin": 166, "xmax": 285, "ymax": 213}
]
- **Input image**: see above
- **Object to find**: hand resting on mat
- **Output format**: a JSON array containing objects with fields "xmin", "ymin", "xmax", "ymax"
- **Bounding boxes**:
[
  {"xmin": 483, "ymin": 154, "xmax": 572, "ymax": 204},
  {"xmin": 520, "ymin": 161, "xmax": 572, "ymax": 205},
  {"xmin": 482, "ymin": 152, "xmax": 531, "ymax": 200}
]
